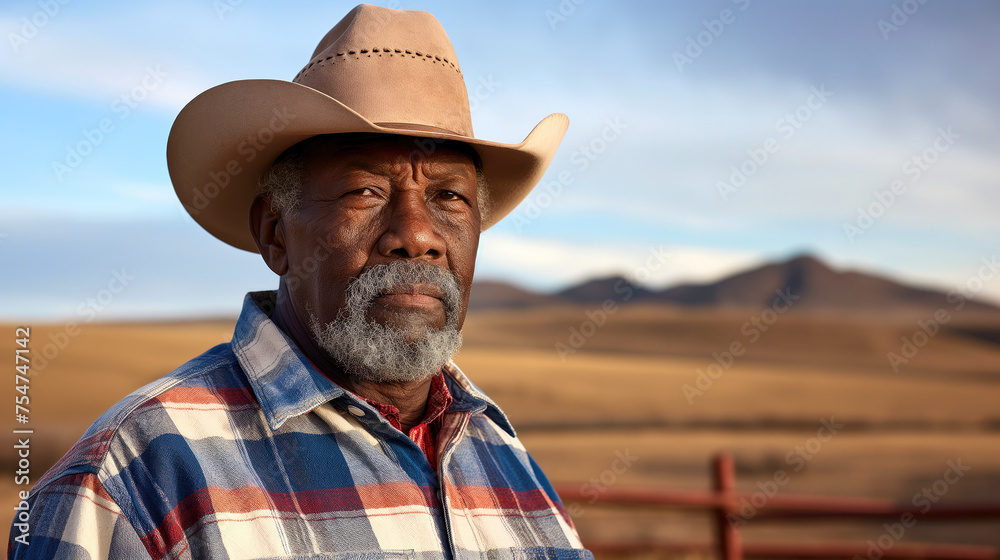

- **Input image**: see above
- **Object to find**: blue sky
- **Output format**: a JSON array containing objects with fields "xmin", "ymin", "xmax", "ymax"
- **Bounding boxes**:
[{"xmin": 1, "ymin": 0, "xmax": 999, "ymax": 319}]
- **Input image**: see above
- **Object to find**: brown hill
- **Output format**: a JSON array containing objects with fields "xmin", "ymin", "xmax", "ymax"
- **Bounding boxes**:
[
  {"xmin": 471, "ymin": 254, "xmax": 1000, "ymax": 315},
  {"xmin": 652, "ymin": 254, "xmax": 991, "ymax": 312},
  {"xmin": 556, "ymin": 276, "xmax": 655, "ymax": 304},
  {"xmin": 467, "ymin": 280, "xmax": 562, "ymax": 310}
]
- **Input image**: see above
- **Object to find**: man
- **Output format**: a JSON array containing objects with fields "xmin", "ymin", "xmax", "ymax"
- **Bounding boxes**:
[{"xmin": 9, "ymin": 4, "xmax": 589, "ymax": 559}]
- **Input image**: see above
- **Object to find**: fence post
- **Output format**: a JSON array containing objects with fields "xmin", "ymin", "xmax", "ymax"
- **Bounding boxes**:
[{"xmin": 714, "ymin": 453, "xmax": 743, "ymax": 560}]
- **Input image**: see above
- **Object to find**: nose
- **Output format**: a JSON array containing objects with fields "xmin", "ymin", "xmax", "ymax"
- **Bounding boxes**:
[{"xmin": 376, "ymin": 191, "xmax": 446, "ymax": 260}]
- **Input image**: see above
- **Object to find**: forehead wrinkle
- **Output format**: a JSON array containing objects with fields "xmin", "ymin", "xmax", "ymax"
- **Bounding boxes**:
[
  {"xmin": 410, "ymin": 152, "xmax": 476, "ymax": 184},
  {"xmin": 308, "ymin": 141, "xmax": 475, "ymax": 187},
  {"xmin": 315, "ymin": 151, "xmax": 411, "ymax": 183},
  {"xmin": 354, "ymin": 158, "xmax": 410, "ymax": 178},
  {"xmin": 349, "ymin": 152, "xmax": 473, "ymax": 185}
]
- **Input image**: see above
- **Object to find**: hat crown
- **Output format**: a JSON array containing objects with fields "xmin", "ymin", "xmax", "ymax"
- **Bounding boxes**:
[
  {"xmin": 167, "ymin": 4, "xmax": 568, "ymax": 252},
  {"xmin": 293, "ymin": 4, "xmax": 473, "ymax": 137}
]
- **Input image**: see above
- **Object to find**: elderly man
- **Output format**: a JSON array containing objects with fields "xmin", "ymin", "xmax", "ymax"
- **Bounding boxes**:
[{"xmin": 10, "ymin": 5, "xmax": 589, "ymax": 560}]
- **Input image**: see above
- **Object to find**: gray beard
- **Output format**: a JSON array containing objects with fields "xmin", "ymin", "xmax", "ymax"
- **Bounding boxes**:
[{"xmin": 308, "ymin": 261, "xmax": 463, "ymax": 383}]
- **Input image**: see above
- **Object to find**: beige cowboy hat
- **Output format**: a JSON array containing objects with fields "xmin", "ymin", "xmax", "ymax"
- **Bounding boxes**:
[{"xmin": 167, "ymin": 3, "xmax": 569, "ymax": 253}]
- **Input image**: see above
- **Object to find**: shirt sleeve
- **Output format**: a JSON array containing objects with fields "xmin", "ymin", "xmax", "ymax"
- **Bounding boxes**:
[
  {"xmin": 526, "ymin": 453, "xmax": 583, "ymax": 539},
  {"xmin": 8, "ymin": 472, "xmax": 150, "ymax": 560}
]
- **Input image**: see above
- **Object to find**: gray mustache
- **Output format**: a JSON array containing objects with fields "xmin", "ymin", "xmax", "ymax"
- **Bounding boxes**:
[{"xmin": 345, "ymin": 261, "xmax": 462, "ymax": 322}]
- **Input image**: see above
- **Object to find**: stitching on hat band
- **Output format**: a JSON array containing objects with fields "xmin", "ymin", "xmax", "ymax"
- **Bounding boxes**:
[{"xmin": 294, "ymin": 49, "xmax": 460, "ymax": 82}]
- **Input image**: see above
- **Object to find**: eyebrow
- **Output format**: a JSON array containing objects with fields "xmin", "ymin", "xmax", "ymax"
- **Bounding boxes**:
[{"xmin": 338, "ymin": 158, "xmax": 474, "ymax": 182}]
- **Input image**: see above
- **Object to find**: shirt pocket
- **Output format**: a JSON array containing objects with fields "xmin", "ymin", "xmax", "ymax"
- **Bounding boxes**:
[{"xmin": 252, "ymin": 552, "xmax": 415, "ymax": 560}]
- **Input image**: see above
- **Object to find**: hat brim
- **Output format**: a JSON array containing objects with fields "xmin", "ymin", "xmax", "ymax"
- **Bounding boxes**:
[{"xmin": 167, "ymin": 79, "xmax": 568, "ymax": 253}]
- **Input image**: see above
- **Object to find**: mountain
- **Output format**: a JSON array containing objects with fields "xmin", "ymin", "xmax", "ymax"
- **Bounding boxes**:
[
  {"xmin": 469, "ymin": 254, "xmax": 1000, "ymax": 314},
  {"xmin": 651, "ymin": 254, "xmax": 983, "ymax": 312},
  {"xmin": 556, "ymin": 276, "xmax": 657, "ymax": 304},
  {"xmin": 467, "ymin": 281, "xmax": 563, "ymax": 310}
]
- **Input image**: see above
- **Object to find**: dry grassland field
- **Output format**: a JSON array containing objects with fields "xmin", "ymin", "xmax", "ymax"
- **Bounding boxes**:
[{"xmin": 4, "ymin": 302, "xmax": 1000, "ymax": 552}]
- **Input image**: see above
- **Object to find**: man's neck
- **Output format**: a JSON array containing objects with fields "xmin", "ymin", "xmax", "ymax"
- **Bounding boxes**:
[{"xmin": 269, "ymin": 284, "xmax": 432, "ymax": 433}]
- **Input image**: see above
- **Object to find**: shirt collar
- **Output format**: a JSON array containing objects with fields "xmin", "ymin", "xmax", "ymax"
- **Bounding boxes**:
[
  {"xmin": 231, "ymin": 291, "xmax": 345, "ymax": 430},
  {"xmin": 231, "ymin": 290, "xmax": 515, "ymax": 436},
  {"xmin": 442, "ymin": 360, "xmax": 516, "ymax": 437}
]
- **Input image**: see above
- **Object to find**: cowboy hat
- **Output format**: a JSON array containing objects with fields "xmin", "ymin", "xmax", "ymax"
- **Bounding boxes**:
[{"xmin": 167, "ymin": 3, "xmax": 569, "ymax": 253}]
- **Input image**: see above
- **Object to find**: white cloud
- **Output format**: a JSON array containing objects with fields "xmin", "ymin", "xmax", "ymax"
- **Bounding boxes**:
[
  {"xmin": 0, "ymin": 16, "xmax": 216, "ymax": 111},
  {"xmin": 475, "ymin": 233, "xmax": 763, "ymax": 291}
]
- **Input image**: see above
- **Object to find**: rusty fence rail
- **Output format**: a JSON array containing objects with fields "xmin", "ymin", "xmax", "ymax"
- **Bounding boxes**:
[{"xmin": 555, "ymin": 453, "xmax": 1000, "ymax": 560}]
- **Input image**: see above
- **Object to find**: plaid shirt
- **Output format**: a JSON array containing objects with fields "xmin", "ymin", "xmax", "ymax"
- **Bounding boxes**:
[{"xmin": 10, "ymin": 291, "xmax": 589, "ymax": 560}]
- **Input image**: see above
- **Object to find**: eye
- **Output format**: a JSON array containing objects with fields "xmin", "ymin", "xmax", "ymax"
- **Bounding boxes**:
[
  {"xmin": 334, "ymin": 185, "xmax": 385, "ymax": 208},
  {"xmin": 345, "ymin": 186, "xmax": 378, "ymax": 197},
  {"xmin": 437, "ymin": 189, "xmax": 473, "ymax": 206}
]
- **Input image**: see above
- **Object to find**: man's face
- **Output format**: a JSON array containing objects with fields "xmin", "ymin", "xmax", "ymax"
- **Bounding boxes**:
[{"xmin": 280, "ymin": 135, "xmax": 481, "ymax": 351}]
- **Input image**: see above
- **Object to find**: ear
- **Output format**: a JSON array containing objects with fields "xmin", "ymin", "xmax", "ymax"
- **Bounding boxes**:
[{"xmin": 249, "ymin": 196, "xmax": 289, "ymax": 276}]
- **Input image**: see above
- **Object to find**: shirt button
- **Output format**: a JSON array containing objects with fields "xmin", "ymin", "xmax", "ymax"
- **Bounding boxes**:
[{"xmin": 346, "ymin": 405, "xmax": 365, "ymax": 417}]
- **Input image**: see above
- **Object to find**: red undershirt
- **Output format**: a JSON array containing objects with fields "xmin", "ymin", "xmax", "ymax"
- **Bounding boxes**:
[{"xmin": 358, "ymin": 372, "xmax": 453, "ymax": 466}]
